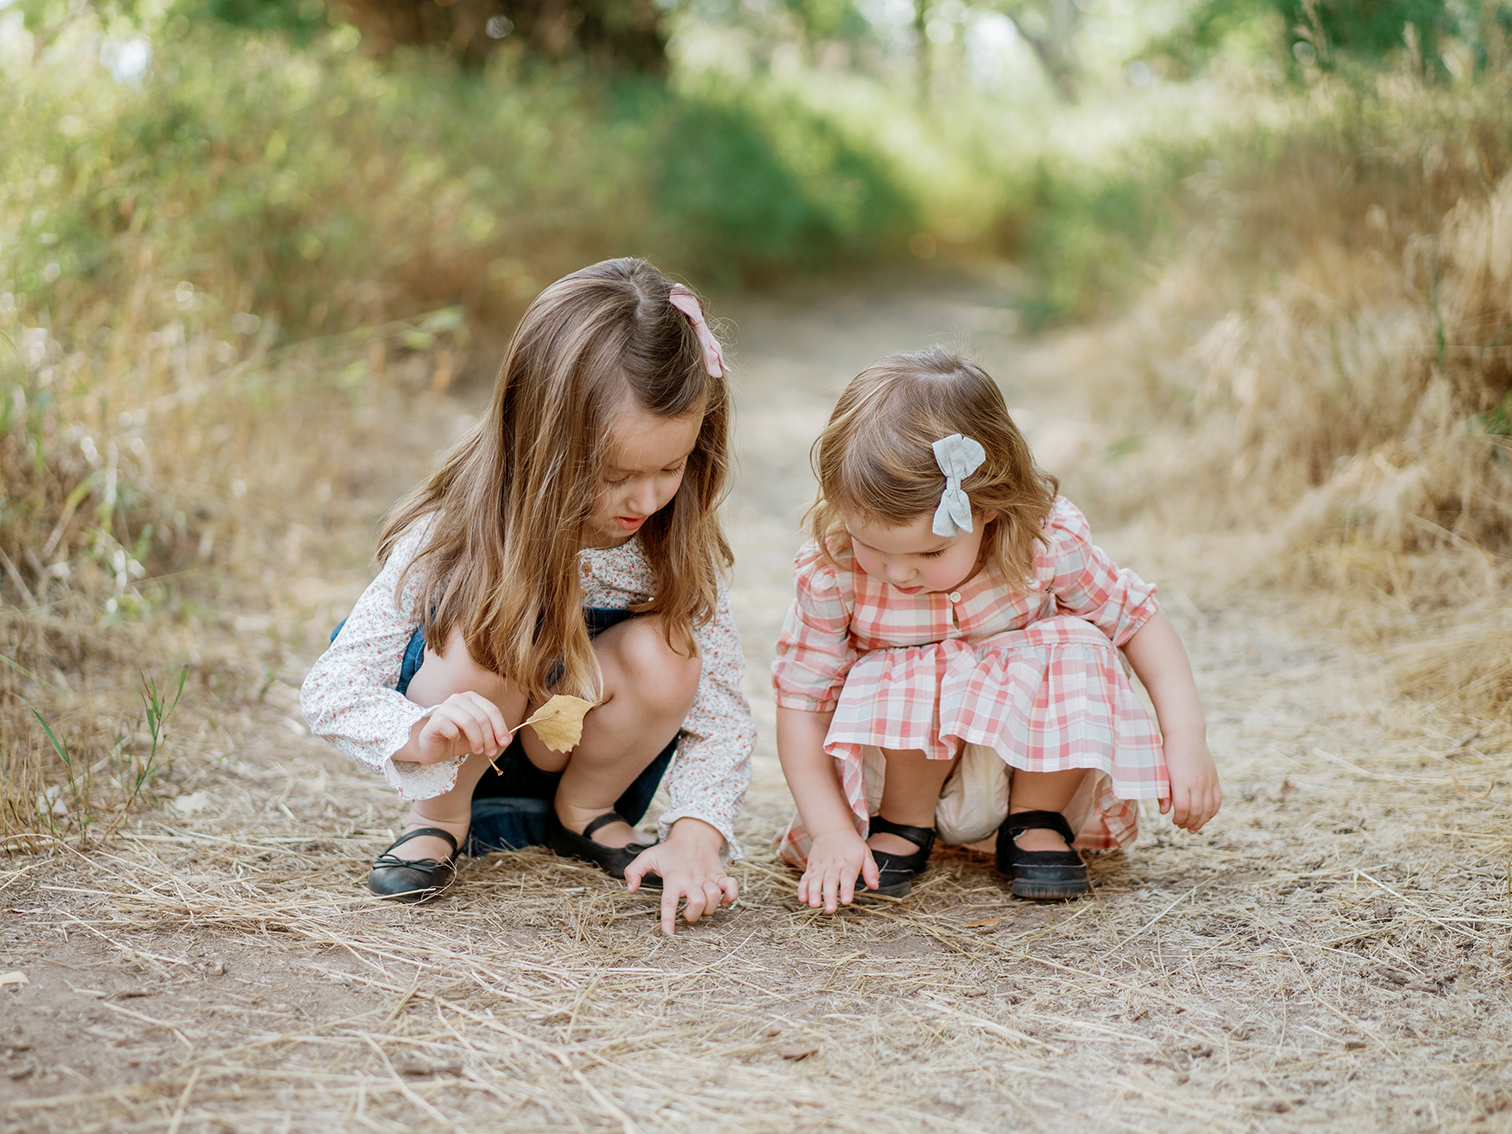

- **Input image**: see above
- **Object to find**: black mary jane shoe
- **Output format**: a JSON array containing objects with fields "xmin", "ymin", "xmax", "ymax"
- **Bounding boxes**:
[
  {"xmin": 368, "ymin": 826, "xmax": 460, "ymax": 903},
  {"xmin": 547, "ymin": 811, "xmax": 662, "ymax": 887},
  {"xmin": 862, "ymin": 815, "xmax": 937, "ymax": 898},
  {"xmin": 996, "ymin": 809, "xmax": 1090, "ymax": 901}
]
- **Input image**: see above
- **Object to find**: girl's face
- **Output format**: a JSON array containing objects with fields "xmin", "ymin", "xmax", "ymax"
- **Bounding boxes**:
[
  {"xmin": 843, "ymin": 509, "xmax": 991, "ymax": 595},
  {"xmin": 583, "ymin": 395, "xmax": 704, "ymax": 548}
]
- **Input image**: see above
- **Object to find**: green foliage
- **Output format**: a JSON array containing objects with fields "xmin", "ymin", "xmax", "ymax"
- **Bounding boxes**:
[
  {"xmin": 17, "ymin": 665, "xmax": 184, "ymax": 846},
  {"xmin": 131, "ymin": 666, "xmax": 186, "ymax": 805},
  {"xmin": 0, "ymin": 18, "xmax": 919, "ymax": 359},
  {"xmin": 1012, "ymin": 154, "xmax": 1185, "ymax": 325},
  {"xmin": 1136, "ymin": 0, "xmax": 1282, "ymax": 75},
  {"xmin": 780, "ymin": 0, "xmax": 869, "ymax": 44},
  {"xmin": 1277, "ymin": 0, "xmax": 1452, "ymax": 63},
  {"xmin": 1153, "ymin": 0, "xmax": 1512, "ymax": 77},
  {"xmin": 25, "ymin": 700, "xmax": 87, "ymax": 839},
  {"xmin": 172, "ymin": 0, "xmax": 330, "ymax": 42},
  {"xmin": 646, "ymin": 84, "xmax": 916, "ymax": 284}
]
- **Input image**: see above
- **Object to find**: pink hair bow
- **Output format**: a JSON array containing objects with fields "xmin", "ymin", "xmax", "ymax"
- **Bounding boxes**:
[{"xmin": 668, "ymin": 284, "xmax": 725, "ymax": 378}]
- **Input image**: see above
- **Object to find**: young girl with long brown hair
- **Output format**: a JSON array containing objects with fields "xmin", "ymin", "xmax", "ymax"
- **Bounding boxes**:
[
  {"xmin": 774, "ymin": 349, "xmax": 1220, "ymax": 908},
  {"xmin": 302, "ymin": 258, "xmax": 755, "ymax": 935}
]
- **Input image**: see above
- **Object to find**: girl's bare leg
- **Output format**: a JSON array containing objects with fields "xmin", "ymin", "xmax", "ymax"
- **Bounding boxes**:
[
  {"xmin": 867, "ymin": 747, "xmax": 959, "ymax": 856},
  {"xmin": 522, "ymin": 616, "xmax": 701, "ymax": 849},
  {"xmin": 1007, "ymin": 768, "xmax": 1089, "ymax": 852},
  {"xmin": 392, "ymin": 629, "xmax": 528, "ymax": 863}
]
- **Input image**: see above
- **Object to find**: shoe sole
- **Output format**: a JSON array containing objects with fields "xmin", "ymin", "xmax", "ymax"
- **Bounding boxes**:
[
  {"xmin": 1009, "ymin": 878, "xmax": 1090, "ymax": 901},
  {"xmin": 858, "ymin": 877, "xmax": 914, "ymax": 899},
  {"xmin": 545, "ymin": 823, "xmax": 663, "ymax": 885},
  {"xmin": 368, "ymin": 882, "xmax": 451, "ymax": 903}
]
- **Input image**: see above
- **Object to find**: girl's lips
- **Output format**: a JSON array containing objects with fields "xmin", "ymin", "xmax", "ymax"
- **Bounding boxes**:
[
  {"xmin": 615, "ymin": 516, "xmax": 647, "ymax": 531},
  {"xmin": 892, "ymin": 584, "xmax": 924, "ymax": 594}
]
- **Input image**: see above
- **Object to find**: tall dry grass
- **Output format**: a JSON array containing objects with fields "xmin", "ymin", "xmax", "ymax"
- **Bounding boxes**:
[
  {"xmin": 0, "ymin": 16, "xmax": 482, "ymax": 839},
  {"xmin": 1081, "ymin": 70, "xmax": 1512, "ymax": 722},
  {"xmin": 0, "ymin": 297, "xmax": 469, "ymax": 848}
]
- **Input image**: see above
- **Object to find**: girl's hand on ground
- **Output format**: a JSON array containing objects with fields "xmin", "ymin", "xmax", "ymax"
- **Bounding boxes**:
[
  {"xmin": 1159, "ymin": 732, "xmax": 1222, "ymax": 833},
  {"xmin": 412, "ymin": 693, "xmax": 513, "ymax": 765},
  {"xmin": 798, "ymin": 830, "xmax": 878, "ymax": 913},
  {"xmin": 624, "ymin": 817, "xmax": 737, "ymax": 936}
]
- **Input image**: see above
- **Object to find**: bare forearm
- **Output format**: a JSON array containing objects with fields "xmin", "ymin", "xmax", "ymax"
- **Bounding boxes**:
[
  {"xmin": 776, "ymin": 707, "xmax": 855, "ymax": 837},
  {"xmin": 1123, "ymin": 609, "xmax": 1221, "ymax": 831},
  {"xmin": 1121, "ymin": 611, "xmax": 1206, "ymax": 740}
]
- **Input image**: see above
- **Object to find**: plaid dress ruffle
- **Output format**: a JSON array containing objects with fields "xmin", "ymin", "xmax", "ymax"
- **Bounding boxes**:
[{"xmin": 772, "ymin": 498, "xmax": 1166, "ymax": 866}]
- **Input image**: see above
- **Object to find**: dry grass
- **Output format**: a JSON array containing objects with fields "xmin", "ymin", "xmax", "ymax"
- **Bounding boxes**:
[
  {"xmin": 0, "ymin": 294, "xmax": 470, "ymax": 845},
  {"xmin": 1069, "ymin": 73, "xmax": 1512, "ymax": 725},
  {"xmin": 3, "ymin": 678, "xmax": 1512, "ymax": 1132}
]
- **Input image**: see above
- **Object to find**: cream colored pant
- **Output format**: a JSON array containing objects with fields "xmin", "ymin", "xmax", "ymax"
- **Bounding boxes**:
[{"xmin": 859, "ymin": 743, "xmax": 1101, "ymax": 851}]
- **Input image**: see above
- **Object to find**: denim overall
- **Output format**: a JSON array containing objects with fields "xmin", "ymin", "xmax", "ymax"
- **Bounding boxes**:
[{"xmin": 330, "ymin": 609, "xmax": 676, "ymax": 856}]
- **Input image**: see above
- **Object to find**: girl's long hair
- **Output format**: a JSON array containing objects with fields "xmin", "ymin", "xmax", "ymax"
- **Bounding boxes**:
[
  {"xmin": 379, "ymin": 258, "xmax": 732, "ymax": 703},
  {"xmin": 809, "ymin": 348, "xmax": 1058, "ymax": 589}
]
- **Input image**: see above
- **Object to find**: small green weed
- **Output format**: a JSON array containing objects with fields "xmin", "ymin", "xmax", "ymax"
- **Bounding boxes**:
[{"xmin": 6, "ymin": 665, "xmax": 187, "ymax": 851}]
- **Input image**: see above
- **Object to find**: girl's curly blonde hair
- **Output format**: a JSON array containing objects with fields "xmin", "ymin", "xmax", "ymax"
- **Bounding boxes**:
[{"xmin": 809, "ymin": 348, "xmax": 1058, "ymax": 588}]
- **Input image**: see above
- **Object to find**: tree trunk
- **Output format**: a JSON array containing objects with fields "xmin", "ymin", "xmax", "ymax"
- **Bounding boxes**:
[{"xmin": 339, "ymin": 0, "xmax": 668, "ymax": 73}]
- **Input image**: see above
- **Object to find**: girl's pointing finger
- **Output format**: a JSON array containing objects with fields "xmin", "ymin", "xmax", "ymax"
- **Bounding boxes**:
[{"xmin": 660, "ymin": 884, "xmax": 684, "ymax": 936}]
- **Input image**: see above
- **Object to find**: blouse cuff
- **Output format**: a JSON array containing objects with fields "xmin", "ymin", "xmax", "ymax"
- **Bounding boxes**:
[
  {"xmin": 656, "ymin": 806, "xmax": 743, "ymax": 864},
  {"xmin": 376, "ymin": 706, "xmax": 463, "ymax": 801}
]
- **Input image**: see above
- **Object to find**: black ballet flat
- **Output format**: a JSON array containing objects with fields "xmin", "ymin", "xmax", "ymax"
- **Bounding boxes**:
[
  {"xmin": 368, "ymin": 826, "xmax": 460, "ymax": 903},
  {"xmin": 862, "ymin": 815, "xmax": 936, "ymax": 898},
  {"xmin": 996, "ymin": 809, "xmax": 1090, "ymax": 900},
  {"xmin": 547, "ymin": 811, "xmax": 662, "ymax": 887}
]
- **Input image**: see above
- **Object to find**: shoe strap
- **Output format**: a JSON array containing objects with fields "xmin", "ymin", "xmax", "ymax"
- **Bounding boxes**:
[
  {"xmin": 373, "ymin": 852, "xmax": 450, "ymax": 870},
  {"xmin": 1001, "ymin": 809, "xmax": 1075, "ymax": 844},
  {"xmin": 385, "ymin": 826, "xmax": 460, "ymax": 856},
  {"xmin": 581, "ymin": 811, "xmax": 629, "ymax": 840},
  {"xmin": 869, "ymin": 814, "xmax": 936, "ymax": 853}
]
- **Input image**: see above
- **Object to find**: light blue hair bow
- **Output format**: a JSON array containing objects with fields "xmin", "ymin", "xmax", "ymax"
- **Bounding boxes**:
[{"xmin": 931, "ymin": 433, "xmax": 987, "ymax": 537}]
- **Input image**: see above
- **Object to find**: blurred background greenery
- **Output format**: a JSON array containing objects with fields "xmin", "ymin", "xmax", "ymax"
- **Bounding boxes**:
[{"xmin": 2, "ymin": 0, "xmax": 1511, "ymax": 841}]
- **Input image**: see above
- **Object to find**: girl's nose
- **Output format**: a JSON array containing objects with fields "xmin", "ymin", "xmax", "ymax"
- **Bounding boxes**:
[
  {"xmin": 626, "ymin": 479, "xmax": 658, "ymax": 517},
  {"xmin": 884, "ymin": 561, "xmax": 913, "ymax": 584}
]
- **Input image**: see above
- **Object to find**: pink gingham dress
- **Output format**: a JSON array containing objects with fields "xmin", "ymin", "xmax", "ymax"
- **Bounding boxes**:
[{"xmin": 772, "ymin": 497, "xmax": 1167, "ymax": 865}]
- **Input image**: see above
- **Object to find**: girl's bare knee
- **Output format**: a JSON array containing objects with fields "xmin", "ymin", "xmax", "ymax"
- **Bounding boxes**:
[
  {"xmin": 611, "ymin": 618, "xmax": 701, "ymax": 719},
  {"xmin": 405, "ymin": 626, "xmax": 515, "ymax": 709}
]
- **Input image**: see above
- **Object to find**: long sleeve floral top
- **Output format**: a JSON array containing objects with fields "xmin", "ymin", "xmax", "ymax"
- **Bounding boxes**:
[{"xmin": 301, "ymin": 520, "xmax": 756, "ymax": 857}]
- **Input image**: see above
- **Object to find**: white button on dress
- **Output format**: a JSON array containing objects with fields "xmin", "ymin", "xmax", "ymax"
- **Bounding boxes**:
[{"xmin": 948, "ymin": 591, "xmax": 962, "ymax": 603}]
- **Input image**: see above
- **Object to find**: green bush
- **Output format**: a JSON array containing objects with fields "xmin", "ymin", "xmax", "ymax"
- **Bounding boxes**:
[
  {"xmin": 1, "ymin": 16, "xmax": 923, "ymax": 356},
  {"xmin": 646, "ymin": 85, "xmax": 916, "ymax": 285}
]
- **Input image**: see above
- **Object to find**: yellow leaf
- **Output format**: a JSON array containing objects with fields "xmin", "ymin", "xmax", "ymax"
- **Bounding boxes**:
[
  {"xmin": 521, "ymin": 694, "xmax": 597, "ymax": 753},
  {"xmin": 0, "ymin": 972, "xmax": 28, "ymax": 987}
]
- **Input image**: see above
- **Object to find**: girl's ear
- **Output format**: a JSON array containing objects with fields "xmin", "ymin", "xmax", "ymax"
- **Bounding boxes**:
[{"xmin": 978, "ymin": 509, "xmax": 999, "ymax": 525}]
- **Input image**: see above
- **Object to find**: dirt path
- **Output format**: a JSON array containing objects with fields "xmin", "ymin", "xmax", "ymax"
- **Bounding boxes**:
[{"xmin": 3, "ymin": 277, "xmax": 1511, "ymax": 1133}]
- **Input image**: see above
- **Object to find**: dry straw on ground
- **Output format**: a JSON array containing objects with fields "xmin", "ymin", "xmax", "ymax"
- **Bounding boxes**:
[{"xmin": 2, "ymin": 679, "xmax": 1512, "ymax": 1133}]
